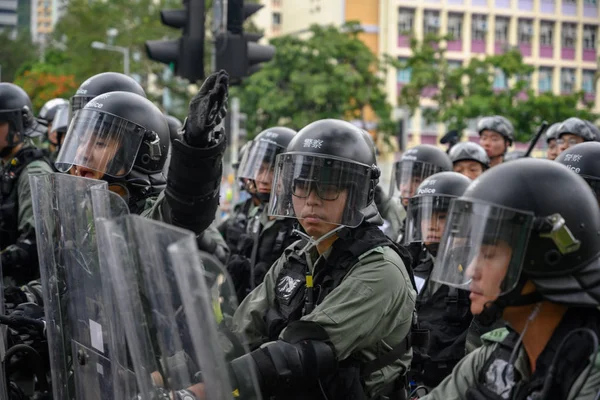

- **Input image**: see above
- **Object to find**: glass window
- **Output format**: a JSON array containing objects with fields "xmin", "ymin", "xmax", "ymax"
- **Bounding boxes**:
[
  {"xmin": 397, "ymin": 58, "xmax": 412, "ymax": 83},
  {"xmin": 582, "ymin": 70, "xmax": 596, "ymax": 93},
  {"xmin": 538, "ymin": 67, "xmax": 553, "ymax": 92},
  {"xmin": 495, "ymin": 17, "xmax": 509, "ymax": 43},
  {"xmin": 560, "ymin": 68, "xmax": 576, "ymax": 93},
  {"xmin": 398, "ymin": 8, "xmax": 415, "ymax": 35},
  {"xmin": 472, "ymin": 14, "xmax": 487, "ymax": 41},
  {"xmin": 272, "ymin": 12, "xmax": 281, "ymax": 25},
  {"xmin": 540, "ymin": 21, "xmax": 554, "ymax": 46},
  {"xmin": 518, "ymin": 19, "xmax": 533, "ymax": 43},
  {"xmin": 583, "ymin": 25, "xmax": 597, "ymax": 49},
  {"xmin": 493, "ymin": 69, "xmax": 507, "ymax": 89},
  {"xmin": 447, "ymin": 13, "xmax": 463, "ymax": 40},
  {"xmin": 423, "ymin": 10, "xmax": 440, "ymax": 35},
  {"xmin": 562, "ymin": 23, "xmax": 576, "ymax": 48}
]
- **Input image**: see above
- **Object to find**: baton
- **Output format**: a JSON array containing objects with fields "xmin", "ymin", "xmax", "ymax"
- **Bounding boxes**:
[{"xmin": 524, "ymin": 121, "xmax": 549, "ymax": 157}]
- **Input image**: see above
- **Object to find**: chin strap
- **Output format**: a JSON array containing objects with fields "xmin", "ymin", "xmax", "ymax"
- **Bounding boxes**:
[{"xmin": 292, "ymin": 225, "xmax": 348, "ymax": 257}]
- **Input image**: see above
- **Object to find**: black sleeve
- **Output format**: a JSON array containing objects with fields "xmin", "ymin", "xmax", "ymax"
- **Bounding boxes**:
[
  {"xmin": 163, "ymin": 135, "xmax": 226, "ymax": 235},
  {"xmin": 2, "ymin": 235, "xmax": 40, "ymax": 285}
]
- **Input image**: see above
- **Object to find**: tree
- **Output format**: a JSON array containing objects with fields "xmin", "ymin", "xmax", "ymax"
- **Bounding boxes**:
[
  {"xmin": 394, "ymin": 36, "xmax": 598, "ymax": 142},
  {"xmin": 13, "ymin": 58, "xmax": 78, "ymax": 112},
  {"xmin": 233, "ymin": 22, "xmax": 395, "ymax": 139},
  {"xmin": 0, "ymin": 29, "xmax": 39, "ymax": 83}
]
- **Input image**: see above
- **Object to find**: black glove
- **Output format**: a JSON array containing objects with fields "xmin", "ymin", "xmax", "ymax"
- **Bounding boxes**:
[
  {"xmin": 226, "ymin": 255, "xmax": 252, "ymax": 302},
  {"xmin": 2, "ymin": 244, "xmax": 29, "ymax": 270},
  {"xmin": 183, "ymin": 70, "xmax": 229, "ymax": 148}
]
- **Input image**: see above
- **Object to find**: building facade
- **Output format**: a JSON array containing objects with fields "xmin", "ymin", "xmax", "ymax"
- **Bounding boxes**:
[
  {"xmin": 0, "ymin": 0, "xmax": 19, "ymax": 31},
  {"xmin": 252, "ymin": 0, "xmax": 599, "ymax": 152},
  {"xmin": 30, "ymin": 0, "xmax": 66, "ymax": 42},
  {"xmin": 380, "ymin": 0, "xmax": 600, "ymax": 146}
]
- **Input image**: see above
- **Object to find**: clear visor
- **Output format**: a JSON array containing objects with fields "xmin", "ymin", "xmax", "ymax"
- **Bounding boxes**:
[
  {"xmin": 55, "ymin": 109, "xmax": 146, "ymax": 178},
  {"xmin": 238, "ymin": 139, "xmax": 286, "ymax": 187},
  {"xmin": 268, "ymin": 153, "xmax": 373, "ymax": 228},
  {"xmin": 390, "ymin": 161, "xmax": 446, "ymax": 202},
  {"xmin": 49, "ymin": 107, "xmax": 69, "ymax": 145},
  {"xmin": 404, "ymin": 196, "xmax": 454, "ymax": 245},
  {"xmin": 71, "ymin": 95, "xmax": 94, "ymax": 114},
  {"xmin": 431, "ymin": 199, "xmax": 533, "ymax": 297}
]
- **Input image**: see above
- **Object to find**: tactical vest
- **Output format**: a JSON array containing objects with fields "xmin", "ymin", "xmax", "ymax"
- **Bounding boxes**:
[
  {"xmin": 466, "ymin": 307, "xmax": 600, "ymax": 400},
  {"xmin": 412, "ymin": 263, "xmax": 472, "ymax": 387},
  {"xmin": 0, "ymin": 147, "xmax": 48, "ymax": 248},
  {"xmin": 264, "ymin": 223, "xmax": 423, "ymax": 399}
]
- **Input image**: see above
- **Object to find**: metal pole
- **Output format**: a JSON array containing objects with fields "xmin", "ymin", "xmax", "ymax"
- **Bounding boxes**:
[
  {"xmin": 123, "ymin": 47, "xmax": 130, "ymax": 76},
  {"xmin": 0, "ymin": 65, "xmax": 2, "ymax": 82},
  {"xmin": 231, "ymin": 97, "xmax": 240, "ymax": 204}
]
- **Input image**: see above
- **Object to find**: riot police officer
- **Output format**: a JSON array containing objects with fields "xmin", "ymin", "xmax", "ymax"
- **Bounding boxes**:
[
  {"xmin": 0, "ymin": 83, "xmax": 54, "ymax": 285},
  {"xmin": 422, "ymin": 158, "xmax": 600, "ymax": 399},
  {"xmin": 448, "ymin": 142, "xmax": 489, "ymax": 180},
  {"xmin": 56, "ymin": 71, "xmax": 230, "ymax": 258},
  {"xmin": 556, "ymin": 117, "xmax": 597, "ymax": 153},
  {"xmin": 556, "ymin": 141, "xmax": 600, "ymax": 205},
  {"xmin": 36, "ymin": 98, "xmax": 69, "ymax": 156},
  {"xmin": 227, "ymin": 127, "xmax": 299, "ymax": 301},
  {"xmin": 221, "ymin": 119, "xmax": 417, "ymax": 400},
  {"xmin": 545, "ymin": 123, "xmax": 560, "ymax": 160},
  {"xmin": 374, "ymin": 184, "xmax": 406, "ymax": 240},
  {"xmin": 477, "ymin": 115, "xmax": 514, "ymax": 167},
  {"xmin": 390, "ymin": 144, "xmax": 452, "ymax": 242},
  {"xmin": 404, "ymin": 172, "xmax": 473, "ymax": 390}
]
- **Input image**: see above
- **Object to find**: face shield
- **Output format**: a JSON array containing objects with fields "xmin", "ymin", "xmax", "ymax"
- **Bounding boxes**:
[
  {"xmin": 430, "ymin": 199, "xmax": 534, "ymax": 298},
  {"xmin": 70, "ymin": 95, "xmax": 95, "ymax": 115},
  {"xmin": 55, "ymin": 109, "xmax": 146, "ymax": 178},
  {"xmin": 405, "ymin": 195, "xmax": 454, "ymax": 253},
  {"xmin": 390, "ymin": 161, "xmax": 447, "ymax": 204},
  {"xmin": 48, "ymin": 107, "xmax": 69, "ymax": 146},
  {"xmin": 238, "ymin": 139, "xmax": 286, "ymax": 200},
  {"xmin": 268, "ymin": 153, "xmax": 373, "ymax": 228}
]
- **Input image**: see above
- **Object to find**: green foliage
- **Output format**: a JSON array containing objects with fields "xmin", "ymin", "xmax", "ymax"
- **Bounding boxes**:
[
  {"xmin": 0, "ymin": 29, "xmax": 39, "ymax": 82},
  {"xmin": 394, "ymin": 37, "xmax": 598, "ymax": 142},
  {"xmin": 233, "ymin": 22, "xmax": 395, "ymax": 139}
]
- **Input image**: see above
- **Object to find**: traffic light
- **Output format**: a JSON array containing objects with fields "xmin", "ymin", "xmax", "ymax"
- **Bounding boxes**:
[
  {"xmin": 215, "ymin": 0, "xmax": 275, "ymax": 83},
  {"xmin": 145, "ymin": 0, "xmax": 205, "ymax": 82}
]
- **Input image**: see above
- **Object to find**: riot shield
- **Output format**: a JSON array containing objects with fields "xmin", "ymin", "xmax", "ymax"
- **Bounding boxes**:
[
  {"xmin": 0, "ymin": 258, "xmax": 8, "ymax": 400},
  {"xmin": 30, "ymin": 172, "xmax": 134, "ymax": 400},
  {"xmin": 96, "ymin": 214, "xmax": 261, "ymax": 399}
]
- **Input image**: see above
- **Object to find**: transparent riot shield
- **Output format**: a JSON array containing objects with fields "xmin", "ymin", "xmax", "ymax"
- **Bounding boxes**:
[
  {"xmin": 96, "ymin": 214, "xmax": 262, "ymax": 399},
  {"xmin": 30, "ymin": 172, "xmax": 134, "ymax": 400},
  {"xmin": 0, "ymin": 258, "xmax": 8, "ymax": 400}
]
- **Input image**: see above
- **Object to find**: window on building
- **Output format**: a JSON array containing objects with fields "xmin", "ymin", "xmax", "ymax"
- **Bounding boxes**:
[
  {"xmin": 423, "ymin": 10, "xmax": 440, "ymax": 35},
  {"xmin": 493, "ymin": 69, "xmax": 507, "ymax": 89},
  {"xmin": 472, "ymin": 14, "xmax": 487, "ymax": 41},
  {"xmin": 583, "ymin": 70, "xmax": 596, "ymax": 93},
  {"xmin": 584, "ymin": 25, "xmax": 597, "ymax": 49},
  {"xmin": 584, "ymin": 0, "xmax": 597, "ymax": 4},
  {"xmin": 540, "ymin": 21, "xmax": 554, "ymax": 46},
  {"xmin": 538, "ymin": 67, "xmax": 553, "ymax": 92},
  {"xmin": 447, "ymin": 13, "xmax": 463, "ymax": 40},
  {"xmin": 517, "ymin": 72, "xmax": 532, "ymax": 88},
  {"xmin": 272, "ymin": 12, "xmax": 281, "ymax": 26},
  {"xmin": 563, "ymin": 0, "xmax": 576, "ymax": 3},
  {"xmin": 518, "ymin": 19, "xmax": 533, "ymax": 43},
  {"xmin": 560, "ymin": 68, "xmax": 576, "ymax": 93},
  {"xmin": 397, "ymin": 59, "xmax": 412, "ymax": 83},
  {"xmin": 495, "ymin": 17, "xmax": 509, "ymax": 42},
  {"xmin": 398, "ymin": 8, "xmax": 415, "ymax": 35},
  {"xmin": 448, "ymin": 60, "xmax": 463, "ymax": 70},
  {"xmin": 562, "ymin": 23, "xmax": 576, "ymax": 48}
]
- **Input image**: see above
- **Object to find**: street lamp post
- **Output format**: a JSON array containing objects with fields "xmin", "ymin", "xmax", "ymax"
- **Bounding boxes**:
[{"xmin": 91, "ymin": 41, "xmax": 130, "ymax": 76}]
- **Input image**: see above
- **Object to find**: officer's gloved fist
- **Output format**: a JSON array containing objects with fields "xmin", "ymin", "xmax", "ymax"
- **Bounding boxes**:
[
  {"xmin": 2, "ymin": 244, "xmax": 28, "ymax": 270},
  {"xmin": 183, "ymin": 70, "xmax": 229, "ymax": 148},
  {"xmin": 9, "ymin": 302, "xmax": 46, "ymax": 347}
]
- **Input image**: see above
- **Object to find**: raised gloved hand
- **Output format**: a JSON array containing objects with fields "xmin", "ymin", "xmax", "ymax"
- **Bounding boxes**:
[{"xmin": 183, "ymin": 70, "xmax": 229, "ymax": 148}]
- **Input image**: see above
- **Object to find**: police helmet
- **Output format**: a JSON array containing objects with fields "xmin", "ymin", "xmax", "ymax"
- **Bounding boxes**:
[
  {"xmin": 57, "ymin": 91, "xmax": 170, "ymax": 178},
  {"xmin": 431, "ymin": 158, "xmax": 600, "ymax": 309},
  {"xmin": 477, "ymin": 115, "xmax": 515, "ymax": 145},
  {"xmin": 556, "ymin": 142, "xmax": 600, "ymax": 203},
  {"xmin": 448, "ymin": 142, "xmax": 490, "ymax": 168},
  {"xmin": 71, "ymin": 72, "xmax": 146, "ymax": 115},
  {"xmin": 405, "ymin": 172, "xmax": 471, "ymax": 254},
  {"xmin": 556, "ymin": 117, "xmax": 596, "ymax": 142},
  {"xmin": 38, "ymin": 98, "xmax": 69, "ymax": 126},
  {"xmin": 165, "ymin": 115, "xmax": 183, "ymax": 143},
  {"xmin": 503, "ymin": 150, "xmax": 525, "ymax": 162},
  {"xmin": 269, "ymin": 119, "xmax": 380, "ymax": 228},
  {"xmin": 545, "ymin": 123, "xmax": 560, "ymax": 143},
  {"xmin": 239, "ymin": 127, "xmax": 297, "ymax": 203},
  {"xmin": 0, "ymin": 83, "xmax": 37, "ymax": 146},
  {"xmin": 390, "ymin": 144, "xmax": 453, "ymax": 203}
]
